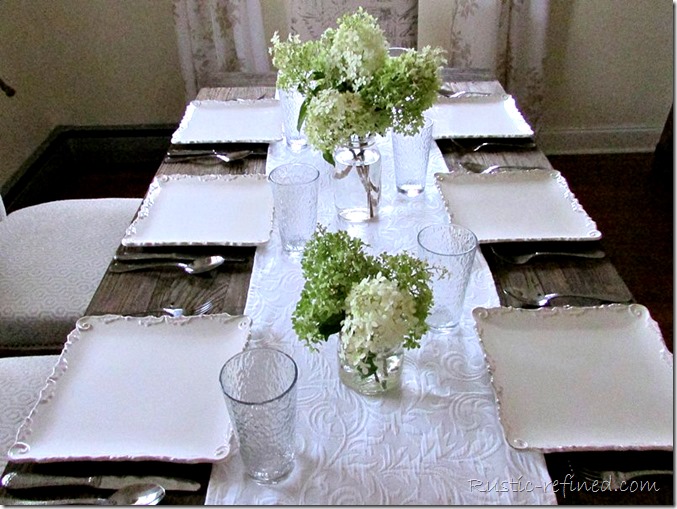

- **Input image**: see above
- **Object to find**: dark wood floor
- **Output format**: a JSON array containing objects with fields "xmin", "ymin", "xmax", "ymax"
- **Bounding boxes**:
[
  {"xmin": 548, "ymin": 153, "xmax": 673, "ymax": 350},
  {"xmin": 12, "ymin": 147, "xmax": 674, "ymax": 349}
]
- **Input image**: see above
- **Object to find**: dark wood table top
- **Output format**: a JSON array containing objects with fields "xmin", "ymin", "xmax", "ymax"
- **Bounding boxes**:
[{"xmin": 1, "ymin": 82, "xmax": 671, "ymax": 505}]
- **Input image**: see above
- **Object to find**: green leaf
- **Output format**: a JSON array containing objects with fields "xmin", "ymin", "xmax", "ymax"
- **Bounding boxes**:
[
  {"xmin": 297, "ymin": 97, "xmax": 310, "ymax": 132},
  {"xmin": 322, "ymin": 151, "xmax": 335, "ymax": 166}
]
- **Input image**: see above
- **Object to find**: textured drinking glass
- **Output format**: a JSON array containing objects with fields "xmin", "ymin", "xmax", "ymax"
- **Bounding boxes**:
[
  {"xmin": 269, "ymin": 163, "xmax": 319, "ymax": 252},
  {"xmin": 219, "ymin": 348, "xmax": 298, "ymax": 484},
  {"xmin": 417, "ymin": 224, "xmax": 478, "ymax": 330},
  {"xmin": 278, "ymin": 88, "xmax": 308, "ymax": 152},
  {"xmin": 392, "ymin": 118, "xmax": 434, "ymax": 196}
]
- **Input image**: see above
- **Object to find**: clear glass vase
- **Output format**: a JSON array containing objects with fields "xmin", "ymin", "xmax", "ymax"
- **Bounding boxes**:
[
  {"xmin": 332, "ymin": 135, "xmax": 382, "ymax": 222},
  {"xmin": 338, "ymin": 336, "xmax": 403, "ymax": 396}
]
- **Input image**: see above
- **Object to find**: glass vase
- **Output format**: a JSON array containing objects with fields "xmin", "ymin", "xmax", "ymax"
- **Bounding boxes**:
[
  {"xmin": 338, "ymin": 336, "xmax": 403, "ymax": 396},
  {"xmin": 332, "ymin": 135, "xmax": 382, "ymax": 222}
]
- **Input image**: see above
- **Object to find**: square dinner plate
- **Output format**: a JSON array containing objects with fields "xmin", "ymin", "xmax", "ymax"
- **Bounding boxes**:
[
  {"xmin": 171, "ymin": 99, "xmax": 283, "ymax": 144},
  {"xmin": 427, "ymin": 94, "xmax": 534, "ymax": 139},
  {"xmin": 122, "ymin": 174, "xmax": 273, "ymax": 247},
  {"xmin": 435, "ymin": 170, "xmax": 601, "ymax": 243},
  {"xmin": 9, "ymin": 313, "xmax": 251, "ymax": 463},
  {"xmin": 473, "ymin": 305, "xmax": 673, "ymax": 452}
]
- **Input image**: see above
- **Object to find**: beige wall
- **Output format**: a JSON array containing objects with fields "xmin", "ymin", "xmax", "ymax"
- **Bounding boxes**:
[
  {"xmin": 419, "ymin": 0, "xmax": 673, "ymax": 153},
  {"xmin": 0, "ymin": 0, "xmax": 673, "ymax": 191},
  {"xmin": 0, "ymin": 0, "xmax": 186, "ymax": 192}
]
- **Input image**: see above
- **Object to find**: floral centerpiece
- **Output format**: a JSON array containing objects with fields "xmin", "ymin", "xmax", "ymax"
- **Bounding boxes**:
[
  {"xmin": 270, "ymin": 9, "xmax": 446, "ymax": 221},
  {"xmin": 292, "ymin": 226, "xmax": 433, "ymax": 394}
]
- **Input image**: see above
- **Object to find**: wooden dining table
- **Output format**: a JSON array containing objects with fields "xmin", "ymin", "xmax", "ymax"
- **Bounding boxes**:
[{"xmin": 0, "ymin": 79, "xmax": 672, "ymax": 505}]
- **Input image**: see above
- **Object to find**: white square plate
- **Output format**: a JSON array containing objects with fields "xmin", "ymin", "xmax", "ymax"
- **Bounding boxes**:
[
  {"xmin": 122, "ymin": 174, "xmax": 273, "ymax": 247},
  {"xmin": 435, "ymin": 170, "xmax": 601, "ymax": 243},
  {"xmin": 473, "ymin": 304, "xmax": 673, "ymax": 452},
  {"xmin": 171, "ymin": 99, "xmax": 283, "ymax": 144},
  {"xmin": 427, "ymin": 95, "xmax": 533, "ymax": 139},
  {"xmin": 9, "ymin": 313, "xmax": 251, "ymax": 463}
]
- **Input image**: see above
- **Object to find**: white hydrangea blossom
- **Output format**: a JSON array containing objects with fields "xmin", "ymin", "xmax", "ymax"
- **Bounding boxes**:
[
  {"xmin": 340, "ymin": 273, "xmax": 416, "ymax": 371},
  {"xmin": 323, "ymin": 12, "xmax": 387, "ymax": 90}
]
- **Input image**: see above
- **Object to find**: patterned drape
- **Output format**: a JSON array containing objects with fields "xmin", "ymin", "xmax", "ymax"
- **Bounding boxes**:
[
  {"xmin": 173, "ymin": 0, "xmax": 270, "ymax": 99},
  {"xmin": 289, "ymin": 0, "xmax": 419, "ymax": 49},
  {"xmin": 445, "ymin": 0, "xmax": 549, "ymax": 128},
  {"xmin": 172, "ymin": 0, "xmax": 547, "ymax": 127}
]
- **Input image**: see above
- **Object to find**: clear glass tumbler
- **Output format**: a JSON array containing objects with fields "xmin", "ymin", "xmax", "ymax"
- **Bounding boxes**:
[
  {"xmin": 219, "ymin": 348, "xmax": 298, "ymax": 484},
  {"xmin": 268, "ymin": 163, "xmax": 320, "ymax": 252},
  {"xmin": 392, "ymin": 118, "xmax": 434, "ymax": 197},
  {"xmin": 417, "ymin": 223, "xmax": 478, "ymax": 330},
  {"xmin": 278, "ymin": 88, "xmax": 308, "ymax": 152}
]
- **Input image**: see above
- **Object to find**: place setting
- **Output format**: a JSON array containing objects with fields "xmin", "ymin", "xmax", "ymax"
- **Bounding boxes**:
[{"xmin": 0, "ymin": 312, "xmax": 255, "ymax": 505}]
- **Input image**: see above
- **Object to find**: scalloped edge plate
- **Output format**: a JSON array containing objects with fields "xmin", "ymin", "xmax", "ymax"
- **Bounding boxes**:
[
  {"xmin": 171, "ymin": 99, "xmax": 282, "ymax": 144},
  {"xmin": 9, "ymin": 313, "xmax": 251, "ymax": 463},
  {"xmin": 473, "ymin": 304, "xmax": 673, "ymax": 452},
  {"xmin": 427, "ymin": 94, "xmax": 534, "ymax": 139},
  {"xmin": 122, "ymin": 174, "xmax": 273, "ymax": 247},
  {"xmin": 435, "ymin": 169, "xmax": 602, "ymax": 243}
]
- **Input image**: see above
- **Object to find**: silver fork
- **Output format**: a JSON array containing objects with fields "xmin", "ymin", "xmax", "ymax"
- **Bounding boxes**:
[
  {"xmin": 579, "ymin": 468, "xmax": 672, "ymax": 490},
  {"xmin": 163, "ymin": 300, "xmax": 213, "ymax": 317}
]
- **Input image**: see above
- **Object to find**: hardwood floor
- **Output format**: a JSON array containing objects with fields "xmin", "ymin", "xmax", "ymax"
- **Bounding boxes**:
[{"xmin": 548, "ymin": 153, "xmax": 673, "ymax": 350}]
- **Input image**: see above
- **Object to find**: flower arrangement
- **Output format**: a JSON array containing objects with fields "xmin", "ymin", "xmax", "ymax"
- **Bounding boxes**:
[
  {"xmin": 292, "ymin": 226, "xmax": 433, "ymax": 381},
  {"xmin": 270, "ymin": 8, "xmax": 446, "ymax": 164}
]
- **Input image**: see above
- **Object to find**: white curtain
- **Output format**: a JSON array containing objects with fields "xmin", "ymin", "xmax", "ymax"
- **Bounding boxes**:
[
  {"xmin": 173, "ymin": 0, "xmax": 270, "ymax": 100},
  {"xmin": 445, "ymin": 0, "xmax": 550, "ymax": 129},
  {"xmin": 289, "ymin": 0, "xmax": 419, "ymax": 49}
]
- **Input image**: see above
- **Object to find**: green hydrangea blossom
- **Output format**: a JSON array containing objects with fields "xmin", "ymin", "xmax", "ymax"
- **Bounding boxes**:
[
  {"xmin": 269, "ymin": 8, "xmax": 447, "ymax": 159},
  {"xmin": 292, "ymin": 226, "xmax": 434, "ymax": 355}
]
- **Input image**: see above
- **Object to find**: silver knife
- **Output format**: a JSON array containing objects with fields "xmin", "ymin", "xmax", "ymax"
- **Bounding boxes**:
[
  {"xmin": 114, "ymin": 252, "xmax": 246, "ymax": 263},
  {"xmin": 1, "ymin": 472, "xmax": 200, "ymax": 492}
]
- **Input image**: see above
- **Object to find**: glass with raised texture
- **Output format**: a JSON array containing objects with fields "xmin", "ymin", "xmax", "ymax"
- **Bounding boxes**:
[
  {"xmin": 278, "ymin": 88, "xmax": 308, "ymax": 152},
  {"xmin": 417, "ymin": 224, "xmax": 477, "ymax": 330},
  {"xmin": 268, "ymin": 163, "xmax": 319, "ymax": 252},
  {"xmin": 392, "ymin": 118, "xmax": 434, "ymax": 197},
  {"xmin": 219, "ymin": 348, "xmax": 298, "ymax": 484}
]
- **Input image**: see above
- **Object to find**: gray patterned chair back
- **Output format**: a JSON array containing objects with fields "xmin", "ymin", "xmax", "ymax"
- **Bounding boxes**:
[{"xmin": 289, "ymin": 0, "xmax": 418, "ymax": 49}]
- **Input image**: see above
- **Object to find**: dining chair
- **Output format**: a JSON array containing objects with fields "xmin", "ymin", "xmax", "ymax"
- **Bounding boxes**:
[
  {"xmin": 289, "ymin": 0, "xmax": 419, "ymax": 49},
  {"xmin": 0, "ymin": 197, "xmax": 141, "ymax": 353},
  {"xmin": 0, "ymin": 354, "xmax": 58, "ymax": 472}
]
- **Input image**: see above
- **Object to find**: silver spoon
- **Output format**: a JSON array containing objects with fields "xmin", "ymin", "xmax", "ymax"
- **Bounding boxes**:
[
  {"xmin": 460, "ymin": 161, "xmax": 551, "ymax": 174},
  {"xmin": 109, "ymin": 255, "xmax": 226, "ymax": 274},
  {"xmin": 503, "ymin": 288, "xmax": 631, "ymax": 307},
  {"xmin": 491, "ymin": 246, "xmax": 606, "ymax": 264},
  {"xmin": 1, "ymin": 482, "xmax": 165, "ymax": 505}
]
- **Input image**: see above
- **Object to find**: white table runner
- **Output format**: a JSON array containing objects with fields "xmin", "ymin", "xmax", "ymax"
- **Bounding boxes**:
[{"xmin": 206, "ymin": 137, "xmax": 557, "ymax": 504}]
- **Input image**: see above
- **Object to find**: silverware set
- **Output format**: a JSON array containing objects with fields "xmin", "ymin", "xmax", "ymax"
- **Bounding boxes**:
[
  {"xmin": 164, "ymin": 149, "xmax": 255, "ymax": 164},
  {"xmin": 490, "ymin": 245, "xmax": 606, "ymax": 264},
  {"xmin": 459, "ymin": 161, "xmax": 551, "ymax": 174},
  {"xmin": 577, "ymin": 468, "xmax": 673, "ymax": 490},
  {"xmin": 109, "ymin": 255, "xmax": 229, "ymax": 275},
  {"xmin": 490, "ymin": 245, "xmax": 633, "ymax": 308},
  {"xmin": 164, "ymin": 146, "xmax": 268, "ymax": 164},
  {"xmin": 438, "ymin": 89, "xmax": 494, "ymax": 99},
  {"xmin": 502, "ymin": 288, "xmax": 632, "ymax": 308},
  {"xmin": 0, "ymin": 481, "xmax": 167, "ymax": 505}
]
